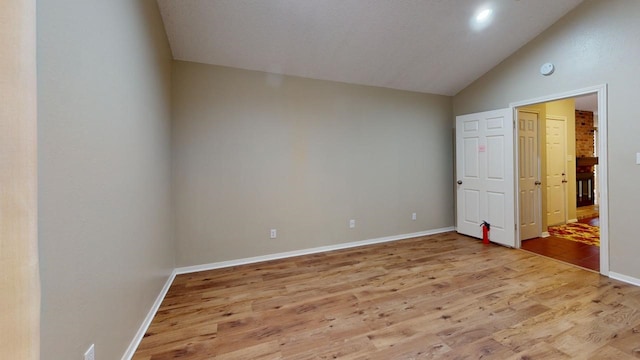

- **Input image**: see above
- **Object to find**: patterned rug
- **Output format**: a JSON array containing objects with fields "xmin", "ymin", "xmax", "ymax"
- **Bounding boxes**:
[{"xmin": 548, "ymin": 222, "xmax": 599, "ymax": 246}]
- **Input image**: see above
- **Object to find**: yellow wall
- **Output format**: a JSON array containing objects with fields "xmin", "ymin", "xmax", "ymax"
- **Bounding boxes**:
[{"xmin": 517, "ymin": 99, "xmax": 577, "ymax": 235}]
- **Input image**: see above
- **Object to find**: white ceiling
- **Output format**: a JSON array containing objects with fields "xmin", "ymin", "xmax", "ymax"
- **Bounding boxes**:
[{"xmin": 157, "ymin": 0, "xmax": 584, "ymax": 96}]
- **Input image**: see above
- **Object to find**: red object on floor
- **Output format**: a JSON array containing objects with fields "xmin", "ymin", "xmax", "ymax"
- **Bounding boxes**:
[{"xmin": 481, "ymin": 221, "xmax": 490, "ymax": 245}]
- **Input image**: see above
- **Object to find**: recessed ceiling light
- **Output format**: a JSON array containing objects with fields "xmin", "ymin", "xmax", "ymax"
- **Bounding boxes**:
[
  {"xmin": 470, "ymin": 6, "xmax": 494, "ymax": 31},
  {"xmin": 475, "ymin": 8, "xmax": 493, "ymax": 23}
]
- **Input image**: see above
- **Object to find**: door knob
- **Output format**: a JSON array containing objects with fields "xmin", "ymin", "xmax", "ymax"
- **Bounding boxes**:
[
  {"xmin": 534, "ymin": 181, "xmax": 541, "ymax": 185},
  {"xmin": 457, "ymin": 180, "xmax": 463, "ymax": 185}
]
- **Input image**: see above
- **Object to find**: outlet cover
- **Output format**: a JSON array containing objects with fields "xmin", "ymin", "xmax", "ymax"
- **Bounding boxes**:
[
  {"xmin": 84, "ymin": 344, "xmax": 95, "ymax": 360},
  {"xmin": 270, "ymin": 229, "xmax": 277, "ymax": 239},
  {"xmin": 412, "ymin": 213, "xmax": 417, "ymax": 220},
  {"xmin": 349, "ymin": 219, "xmax": 355, "ymax": 228}
]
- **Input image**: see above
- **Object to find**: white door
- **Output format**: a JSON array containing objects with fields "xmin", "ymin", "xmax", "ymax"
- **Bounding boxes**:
[
  {"xmin": 456, "ymin": 109, "xmax": 516, "ymax": 247},
  {"xmin": 546, "ymin": 116, "xmax": 567, "ymax": 226},
  {"xmin": 518, "ymin": 111, "xmax": 541, "ymax": 240}
]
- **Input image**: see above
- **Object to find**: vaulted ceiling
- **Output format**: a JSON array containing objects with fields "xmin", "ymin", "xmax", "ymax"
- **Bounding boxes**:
[{"xmin": 157, "ymin": 0, "xmax": 584, "ymax": 96}]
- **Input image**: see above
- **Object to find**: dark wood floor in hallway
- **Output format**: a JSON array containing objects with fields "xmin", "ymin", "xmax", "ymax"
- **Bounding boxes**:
[
  {"xmin": 133, "ymin": 232, "xmax": 639, "ymax": 359},
  {"xmin": 521, "ymin": 217, "xmax": 600, "ymax": 272},
  {"xmin": 521, "ymin": 235, "xmax": 599, "ymax": 272}
]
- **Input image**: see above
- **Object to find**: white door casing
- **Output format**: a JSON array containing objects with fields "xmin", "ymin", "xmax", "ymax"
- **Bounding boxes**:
[
  {"xmin": 456, "ymin": 109, "xmax": 516, "ymax": 247},
  {"xmin": 546, "ymin": 116, "xmax": 567, "ymax": 226},
  {"xmin": 518, "ymin": 110, "xmax": 541, "ymax": 240},
  {"xmin": 510, "ymin": 84, "xmax": 608, "ymax": 275}
]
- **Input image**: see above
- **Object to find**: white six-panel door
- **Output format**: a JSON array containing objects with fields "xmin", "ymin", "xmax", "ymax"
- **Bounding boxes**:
[
  {"xmin": 456, "ymin": 109, "xmax": 516, "ymax": 247},
  {"xmin": 518, "ymin": 110, "xmax": 541, "ymax": 240}
]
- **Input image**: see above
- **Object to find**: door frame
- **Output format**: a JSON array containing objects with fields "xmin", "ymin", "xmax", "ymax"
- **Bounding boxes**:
[{"xmin": 510, "ymin": 84, "xmax": 609, "ymax": 275}]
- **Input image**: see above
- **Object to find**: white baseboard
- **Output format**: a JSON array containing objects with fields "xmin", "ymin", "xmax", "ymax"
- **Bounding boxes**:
[
  {"xmin": 541, "ymin": 231, "xmax": 550, "ymax": 238},
  {"xmin": 123, "ymin": 226, "xmax": 454, "ymax": 357},
  {"xmin": 609, "ymin": 272, "xmax": 640, "ymax": 287},
  {"xmin": 121, "ymin": 226, "xmax": 640, "ymax": 358},
  {"xmin": 121, "ymin": 269, "xmax": 177, "ymax": 360},
  {"xmin": 175, "ymin": 226, "xmax": 454, "ymax": 275},
  {"xmin": 567, "ymin": 218, "xmax": 578, "ymax": 224}
]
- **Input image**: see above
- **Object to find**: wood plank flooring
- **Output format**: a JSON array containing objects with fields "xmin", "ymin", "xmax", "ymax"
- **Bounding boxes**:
[
  {"xmin": 576, "ymin": 205, "xmax": 599, "ymax": 220},
  {"xmin": 133, "ymin": 232, "xmax": 640, "ymax": 359},
  {"xmin": 522, "ymin": 217, "xmax": 600, "ymax": 272},
  {"xmin": 521, "ymin": 236, "xmax": 599, "ymax": 272}
]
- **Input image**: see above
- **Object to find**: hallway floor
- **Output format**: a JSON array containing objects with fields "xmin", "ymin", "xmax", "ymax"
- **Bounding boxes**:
[
  {"xmin": 576, "ymin": 205, "xmax": 599, "ymax": 220},
  {"xmin": 521, "ymin": 217, "xmax": 599, "ymax": 272}
]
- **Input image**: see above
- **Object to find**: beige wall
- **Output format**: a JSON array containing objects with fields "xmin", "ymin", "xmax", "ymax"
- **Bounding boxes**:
[
  {"xmin": 172, "ymin": 62, "xmax": 453, "ymax": 266},
  {"xmin": 454, "ymin": 0, "xmax": 640, "ymax": 278},
  {"xmin": 37, "ymin": 1, "xmax": 174, "ymax": 359}
]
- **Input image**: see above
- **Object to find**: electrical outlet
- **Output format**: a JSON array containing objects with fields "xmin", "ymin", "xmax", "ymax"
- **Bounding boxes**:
[
  {"xmin": 349, "ymin": 219, "xmax": 355, "ymax": 228},
  {"xmin": 412, "ymin": 213, "xmax": 417, "ymax": 220},
  {"xmin": 270, "ymin": 229, "xmax": 277, "ymax": 239},
  {"xmin": 84, "ymin": 344, "xmax": 95, "ymax": 360}
]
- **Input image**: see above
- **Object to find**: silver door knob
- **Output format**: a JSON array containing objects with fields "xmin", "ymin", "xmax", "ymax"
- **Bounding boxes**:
[{"xmin": 457, "ymin": 180, "xmax": 463, "ymax": 185}]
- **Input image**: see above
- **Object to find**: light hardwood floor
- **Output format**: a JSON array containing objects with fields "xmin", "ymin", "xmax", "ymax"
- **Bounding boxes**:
[
  {"xmin": 576, "ymin": 205, "xmax": 599, "ymax": 220},
  {"xmin": 133, "ymin": 232, "xmax": 640, "ymax": 359}
]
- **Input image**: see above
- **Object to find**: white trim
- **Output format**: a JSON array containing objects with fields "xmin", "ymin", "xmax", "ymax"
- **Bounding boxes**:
[
  {"xmin": 509, "ymin": 85, "xmax": 607, "ymax": 109},
  {"xmin": 609, "ymin": 272, "xmax": 640, "ymax": 287},
  {"xmin": 596, "ymin": 86, "xmax": 609, "ymax": 276},
  {"xmin": 510, "ymin": 84, "xmax": 609, "ymax": 276},
  {"xmin": 121, "ymin": 270, "xmax": 177, "ymax": 360},
  {"xmin": 122, "ymin": 227, "xmax": 454, "ymax": 357},
  {"xmin": 175, "ymin": 227, "xmax": 454, "ymax": 275},
  {"xmin": 541, "ymin": 231, "xmax": 550, "ymax": 238},
  {"xmin": 567, "ymin": 218, "xmax": 578, "ymax": 224}
]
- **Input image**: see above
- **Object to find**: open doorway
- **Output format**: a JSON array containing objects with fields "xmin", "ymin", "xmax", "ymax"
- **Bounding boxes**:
[
  {"xmin": 512, "ymin": 86, "xmax": 608, "ymax": 274},
  {"xmin": 574, "ymin": 94, "xmax": 599, "ymax": 221}
]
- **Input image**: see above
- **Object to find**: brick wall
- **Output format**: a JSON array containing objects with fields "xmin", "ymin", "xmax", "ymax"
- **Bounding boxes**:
[{"xmin": 575, "ymin": 110, "xmax": 595, "ymax": 157}]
